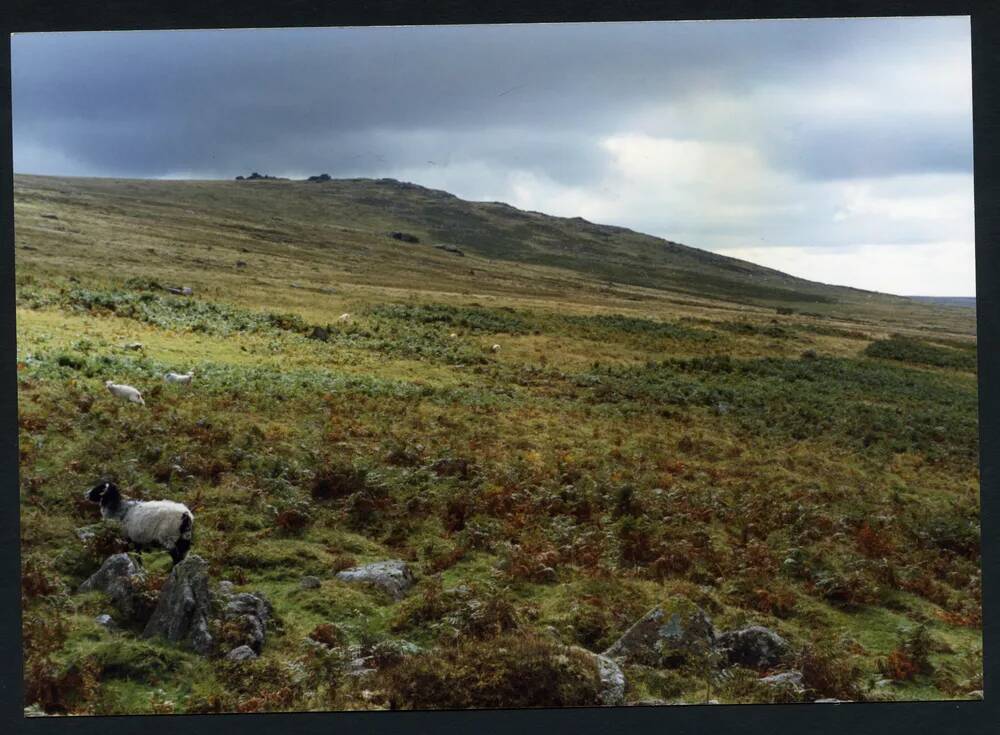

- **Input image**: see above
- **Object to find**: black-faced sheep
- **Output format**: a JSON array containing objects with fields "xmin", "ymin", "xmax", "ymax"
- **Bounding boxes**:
[{"xmin": 84, "ymin": 481, "xmax": 194, "ymax": 565}]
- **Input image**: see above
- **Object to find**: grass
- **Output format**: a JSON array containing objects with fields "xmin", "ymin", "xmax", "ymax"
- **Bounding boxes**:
[{"xmin": 15, "ymin": 173, "xmax": 981, "ymax": 714}]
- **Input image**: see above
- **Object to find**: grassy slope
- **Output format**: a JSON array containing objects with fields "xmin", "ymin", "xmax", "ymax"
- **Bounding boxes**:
[{"xmin": 15, "ymin": 174, "xmax": 980, "ymax": 714}]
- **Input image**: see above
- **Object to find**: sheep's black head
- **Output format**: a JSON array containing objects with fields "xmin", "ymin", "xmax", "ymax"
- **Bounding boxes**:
[{"xmin": 85, "ymin": 480, "xmax": 120, "ymax": 506}]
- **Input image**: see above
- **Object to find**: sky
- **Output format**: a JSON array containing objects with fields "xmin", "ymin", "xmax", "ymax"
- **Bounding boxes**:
[{"xmin": 11, "ymin": 18, "xmax": 975, "ymax": 296}]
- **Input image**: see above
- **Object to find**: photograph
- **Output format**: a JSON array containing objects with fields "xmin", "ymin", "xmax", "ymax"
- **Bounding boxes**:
[{"xmin": 12, "ymin": 16, "xmax": 982, "ymax": 716}]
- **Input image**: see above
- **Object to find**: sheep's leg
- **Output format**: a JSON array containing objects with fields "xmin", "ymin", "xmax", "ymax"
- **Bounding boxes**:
[{"xmin": 169, "ymin": 538, "xmax": 191, "ymax": 566}]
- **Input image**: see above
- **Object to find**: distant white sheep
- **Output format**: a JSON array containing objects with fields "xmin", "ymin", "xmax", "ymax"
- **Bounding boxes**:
[
  {"xmin": 164, "ymin": 371, "xmax": 194, "ymax": 385},
  {"xmin": 105, "ymin": 381, "xmax": 145, "ymax": 405},
  {"xmin": 84, "ymin": 480, "xmax": 194, "ymax": 565}
]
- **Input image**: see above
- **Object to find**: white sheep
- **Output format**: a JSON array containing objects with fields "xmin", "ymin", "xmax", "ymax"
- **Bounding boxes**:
[
  {"xmin": 490, "ymin": 344, "xmax": 501, "ymax": 353},
  {"xmin": 105, "ymin": 381, "xmax": 145, "ymax": 405},
  {"xmin": 164, "ymin": 371, "xmax": 194, "ymax": 385},
  {"xmin": 84, "ymin": 481, "xmax": 194, "ymax": 565},
  {"xmin": 338, "ymin": 313, "xmax": 352, "ymax": 323}
]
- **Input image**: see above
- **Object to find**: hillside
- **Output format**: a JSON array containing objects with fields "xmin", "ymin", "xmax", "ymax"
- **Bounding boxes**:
[
  {"xmin": 11, "ymin": 174, "xmax": 975, "ymax": 336},
  {"xmin": 15, "ymin": 174, "xmax": 981, "ymax": 714}
]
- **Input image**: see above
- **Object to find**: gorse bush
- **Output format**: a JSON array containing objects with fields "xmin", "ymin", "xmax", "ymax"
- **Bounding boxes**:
[
  {"xmin": 368, "ymin": 302, "xmax": 531, "ymax": 334},
  {"xmin": 865, "ymin": 335, "xmax": 977, "ymax": 372},
  {"xmin": 575, "ymin": 355, "xmax": 978, "ymax": 464},
  {"xmin": 64, "ymin": 287, "xmax": 310, "ymax": 337}
]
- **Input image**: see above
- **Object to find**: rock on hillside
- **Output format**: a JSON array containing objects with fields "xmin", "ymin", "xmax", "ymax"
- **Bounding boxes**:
[
  {"xmin": 142, "ymin": 554, "xmax": 214, "ymax": 654},
  {"xmin": 335, "ymin": 559, "xmax": 415, "ymax": 599},
  {"xmin": 78, "ymin": 553, "xmax": 147, "ymax": 621},
  {"xmin": 603, "ymin": 601, "xmax": 716, "ymax": 667}
]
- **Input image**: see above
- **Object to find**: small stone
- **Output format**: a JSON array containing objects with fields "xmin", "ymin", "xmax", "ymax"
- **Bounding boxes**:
[
  {"xmin": 760, "ymin": 670, "xmax": 804, "ymax": 691},
  {"xmin": 336, "ymin": 560, "xmax": 415, "ymax": 600},
  {"xmin": 967, "ymin": 690, "xmax": 984, "ymax": 700},
  {"xmin": 226, "ymin": 645, "xmax": 258, "ymax": 662},
  {"xmin": 716, "ymin": 625, "xmax": 790, "ymax": 670},
  {"xmin": 95, "ymin": 613, "xmax": 116, "ymax": 631},
  {"xmin": 300, "ymin": 576, "xmax": 321, "ymax": 589}
]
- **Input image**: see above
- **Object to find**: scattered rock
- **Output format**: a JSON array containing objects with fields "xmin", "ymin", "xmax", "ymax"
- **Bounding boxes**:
[
  {"xmin": 967, "ymin": 690, "xmax": 984, "ymax": 700},
  {"xmin": 79, "ymin": 553, "xmax": 147, "ymax": 621},
  {"xmin": 760, "ymin": 670, "xmax": 804, "ymax": 692},
  {"xmin": 335, "ymin": 559, "xmax": 415, "ymax": 600},
  {"xmin": 308, "ymin": 326, "xmax": 330, "ymax": 342},
  {"xmin": 568, "ymin": 646, "xmax": 625, "ymax": 706},
  {"xmin": 389, "ymin": 231, "xmax": 420, "ymax": 243},
  {"xmin": 166, "ymin": 286, "xmax": 194, "ymax": 296},
  {"xmin": 300, "ymin": 576, "xmax": 321, "ymax": 590},
  {"xmin": 41, "ymin": 213, "xmax": 59, "ymax": 220},
  {"xmin": 594, "ymin": 652, "xmax": 626, "ymax": 706},
  {"xmin": 715, "ymin": 402, "xmax": 731, "ymax": 415},
  {"xmin": 75, "ymin": 524, "xmax": 100, "ymax": 543},
  {"xmin": 221, "ymin": 589, "xmax": 273, "ymax": 653},
  {"xmin": 631, "ymin": 699, "xmax": 669, "ymax": 706},
  {"xmin": 94, "ymin": 613, "xmax": 117, "ymax": 631},
  {"xmin": 716, "ymin": 626, "xmax": 789, "ymax": 670},
  {"xmin": 226, "ymin": 645, "xmax": 258, "ymax": 662},
  {"xmin": 801, "ymin": 349, "xmax": 819, "ymax": 360},
  {"xmin": 434, "ymin": 244, "xmax": 465, "ymax": 256},
  {"xmin": 603, "ymin": 602, "xmax": 716, "ymax": 667},
  {"xmin": 142, "ymin": 554, "xmax": 214, "ymax": 655},
  {"xmin": 814, "ymin": 698, "xmax": 848, "ymax": 703},
  {"xmin": 123, "ymin": 342, "xmax": 144, "ymax": 351},
  {"xmin": 235, "ymin": 260, "xmax": 247, "ymax": 268},
  {"xmin": 24, "ymin": 704, "xmax": 47, "ymax": 717}
]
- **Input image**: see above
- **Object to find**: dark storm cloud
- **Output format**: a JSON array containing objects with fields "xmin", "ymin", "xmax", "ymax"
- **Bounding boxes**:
[{"xmin": 12, "ymin": 18, "xmax": 972, "ymax": 181}]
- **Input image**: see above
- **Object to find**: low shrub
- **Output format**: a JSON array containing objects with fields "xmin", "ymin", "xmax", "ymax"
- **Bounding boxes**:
[
  {"xmin": 379, "ymin": 633, "xmax": 603, "ymax": 709},
  {"xmin": 797, "ymin": 636, "xmax": 863, "ymax": 700}
]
